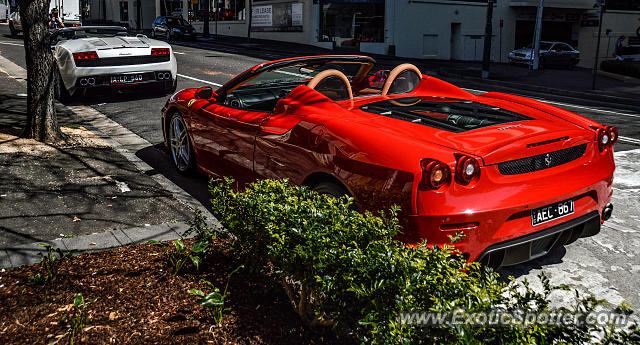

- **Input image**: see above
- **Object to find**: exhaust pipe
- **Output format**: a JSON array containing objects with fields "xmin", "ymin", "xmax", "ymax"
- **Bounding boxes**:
[
  {"xmin": 88, "ymin": 78, "xmax": 95, "ymax": 86},
  {"xmin": 79, "ymin": 78, "xmax": 88, "ymax": 86},
  {"xmin": 602, "ymin": 203, "xmax": 613, "ymax": 221}
]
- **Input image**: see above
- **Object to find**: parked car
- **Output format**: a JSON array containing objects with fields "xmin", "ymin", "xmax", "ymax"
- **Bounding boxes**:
[
  {"xmin": 161, "ymin": 55, "xmax": 617, "ymax": 268},
  {"xmin": 509, "ymin": 41, "xmax": 580, "ymax": 69},
  {"xmin": 8, "ymin": 10, "xmax": 21, "ymax": 36},
  {"xmin": 50, "ymin": 26, "xmax": 177, "ymax": 100},
  {"xmin": 151, "ymin": 16, "xmax": 196, "ymax": 40}
]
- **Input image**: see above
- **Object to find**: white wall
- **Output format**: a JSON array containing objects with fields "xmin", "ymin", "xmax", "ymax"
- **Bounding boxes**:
[{"xmin": 392, "ymin": 1, "xmax": 509, "ymax": 61}]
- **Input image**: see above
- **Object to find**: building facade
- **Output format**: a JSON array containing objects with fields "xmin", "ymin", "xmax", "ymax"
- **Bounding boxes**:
[{"xmin": 91, "ymin": 0, "xmax": 640, "ymax": 68}]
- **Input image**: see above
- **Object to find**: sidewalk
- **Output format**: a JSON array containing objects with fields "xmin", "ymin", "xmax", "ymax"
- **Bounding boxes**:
[
  {"xmin": 192, "ymin": 34, "xmax": 640, "ymax": 107},
  {"xmin": 0, "ymin": 72, "xmax": 194, "ymax": 268}
]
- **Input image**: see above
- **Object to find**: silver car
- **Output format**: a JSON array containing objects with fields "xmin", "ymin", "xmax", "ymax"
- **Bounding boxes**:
[
  {"xmin": 51, "ymin": 26, "xmax": 178, "ymax": 100},
  {"xmin": 509, "ymin": 41, "xmax": 580, "ymax": 69},
  {"xmin": 8, "ymin": 10, "xmax": 21, "ymax": 36}
]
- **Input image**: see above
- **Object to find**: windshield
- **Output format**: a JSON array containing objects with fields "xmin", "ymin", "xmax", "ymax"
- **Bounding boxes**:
[
  {"xmin": 166, "ymin": 17, "xmax": 189, "ymax": 26},
  {"xmin": 244, "ymin": 61, "xmax": 367, "ymax": 87},
  {"xmin": 526, "ymin": 42, "xmax": 553, "ymax": 50},
  {"xmin": 53, "ymin": 28, "xmax": 129, "ymax": 44},
  {"xmin": 361, "ymin": 97, "xmax": 531, "ymax": 133}
]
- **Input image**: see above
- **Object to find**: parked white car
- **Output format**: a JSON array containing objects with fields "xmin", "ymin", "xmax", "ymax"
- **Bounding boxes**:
[
  {"xmin": 8, "ymin": 10, "xmax": 21, "ymax": 36},
  {"xmin": 51, "ymin": 26, "xmax": 178, "ymax": 100}
]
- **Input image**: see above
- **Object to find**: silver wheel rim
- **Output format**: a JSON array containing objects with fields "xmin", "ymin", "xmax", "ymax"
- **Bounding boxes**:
[{"xmin": 169, "ymin": 115, "xmax": 190, "ymax": 171}]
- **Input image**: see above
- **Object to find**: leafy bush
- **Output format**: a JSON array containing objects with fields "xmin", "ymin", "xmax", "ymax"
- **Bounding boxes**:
[
  {"xmin": 601, "ymin": 60, "xmax": 640, "ymax": 79},
  {"xmin": 210, "ymin": 178, "xmax": 639, "ymax": 344}
]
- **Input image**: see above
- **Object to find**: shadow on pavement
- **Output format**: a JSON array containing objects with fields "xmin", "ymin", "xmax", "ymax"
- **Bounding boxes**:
[
  {"xmin": 497, "ymin": 247, "xmax": 567, "ymax": 280},
  {"xmin": 0, "ymin": 94, "xmax": 193, "ymax": 247},
  {"xmin": 135, "ymin": 143, "xmax": 213, "ymax": 210},
  {"xmin": 60, "ymin": 85, "xmax": 173, "ymax": 106}
]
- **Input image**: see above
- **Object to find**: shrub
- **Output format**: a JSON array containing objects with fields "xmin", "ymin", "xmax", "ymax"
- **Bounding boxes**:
[
  {"xmin": 601, "ymin": 60, "xmax": 640, "ymax": 79},
  {"xmin": 209, "ymin": 178, "xmax": 639, "ymax": 344}
]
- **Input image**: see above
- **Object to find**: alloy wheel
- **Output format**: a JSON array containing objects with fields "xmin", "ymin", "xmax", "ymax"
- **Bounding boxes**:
[{"xmin": 169, "ymin": 115, "xmax": 191, "ymax": 171}]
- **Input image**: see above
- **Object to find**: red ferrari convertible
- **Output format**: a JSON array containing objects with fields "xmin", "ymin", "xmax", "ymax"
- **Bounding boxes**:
[{"xmin": 162, "ymin": 55, "xmax": 617, "ymax": 268}]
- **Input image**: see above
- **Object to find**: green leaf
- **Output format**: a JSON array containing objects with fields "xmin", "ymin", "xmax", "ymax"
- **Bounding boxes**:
[
  {"xmin": 73, "ymin": 293, "xmax": 84, "ymax": 307},
  {"xmin": 191, "ymin": 241, "xmax": 208, "ymax": 253},
  {"xmin": 187, "ymin": 289, "xmax": 205, "ymax": 297},
  {"xmin": 173, "ymin": 239, "xmax": 185, "ymax": 251},
  {"xmin": 190, "ymin": 255, "xmax": 202, "ymax": 270}
]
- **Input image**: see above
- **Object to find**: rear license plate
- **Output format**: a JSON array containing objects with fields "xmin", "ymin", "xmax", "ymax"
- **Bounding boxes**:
[
  {"xmin": 531, "ymin": 199, "xmax": 574, "ymax": 226},
  {"xmin": 111, "ymin": 74, "xmax": 143, "ymax": 84}
]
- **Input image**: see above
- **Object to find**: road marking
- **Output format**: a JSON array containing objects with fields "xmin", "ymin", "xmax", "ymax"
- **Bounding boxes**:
[
  {"xmin": 620, "ymin": 136, "xmax": 640, "ymax": 145},
  {"xmin": 173, "ymin": 51, "xmax": 185, "ymax": 55},
  {"xmin": 0, "ymin": 41, "xmax": 24, "ymax": 47},
  {"xmin": 177, "ymin": 73, "xmax": 223, "ymax": 87}
]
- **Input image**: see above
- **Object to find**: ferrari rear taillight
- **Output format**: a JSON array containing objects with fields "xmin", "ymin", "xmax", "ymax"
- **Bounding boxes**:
[
  {"xmin": 606, "ymin": 126, "xmax": 618, "ymax": 146},
  {"xmin": 597, "ymin": 127, "xmax": 611, "ymax": 151},
  {"xmin": 73, "ymin": 51, "xmax": 99, "ymax": 61},
  {"xmin": 455, "ymin": 155, "xmax": 480, "ymax": 185},
  {"xmin": 420, "ymin": 159, "xmax": 451, "ymax": 190},
  {"xmin": 151, "ymin": 48, "xmax": 170, "ymax": 56}
]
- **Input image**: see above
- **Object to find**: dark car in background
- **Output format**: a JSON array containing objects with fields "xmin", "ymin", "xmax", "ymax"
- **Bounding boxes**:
[
  {"xmin": 509, "ymin": 41, "xmax": 580, "ymax": 69},
  {"xmin": 151, "ymin": 16, "xmax": 196, "ymax": 41}
]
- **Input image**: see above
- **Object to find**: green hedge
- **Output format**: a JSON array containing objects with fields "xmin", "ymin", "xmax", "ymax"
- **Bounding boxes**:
[
  {"xmin": 210, "ymin": 178, "xmax": 639, "ymax": 344},
  {"xmin": 601, "ymin": 60, "xmax": 640, "ymax": 79}
]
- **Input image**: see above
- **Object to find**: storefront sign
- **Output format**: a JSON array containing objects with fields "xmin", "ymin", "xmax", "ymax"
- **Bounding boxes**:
[{"xmin": 251, "ymin": 2, "xmax": 303, "ymax": 32}]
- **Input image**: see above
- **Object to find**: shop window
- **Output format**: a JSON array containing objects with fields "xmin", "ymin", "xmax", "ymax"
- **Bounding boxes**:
[
  {"xmin": 319, "ymin": 0, "xmax": 385, "ymax": 48},
  {"xmin": 119, "ymin": 1, "xmax": 128, "ymax": 22},
  {"xmin": 606, "ymin": 0, "xmax": 640, "ymax": 11},
  {"xmin": 190, "ymin": 0, "xmax": 246, "ymax": 22}
]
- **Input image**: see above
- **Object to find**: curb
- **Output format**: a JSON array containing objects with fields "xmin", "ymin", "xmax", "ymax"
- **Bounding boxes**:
[
  {"xmin": 437, "ymin": 68, "xmax": 640, "ymax": 107},
  {"xmin": 0, "ymin": 222, "xmax": 192, "ymax": 269}
]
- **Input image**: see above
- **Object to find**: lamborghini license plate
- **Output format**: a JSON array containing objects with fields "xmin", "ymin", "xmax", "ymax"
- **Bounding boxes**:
[
  {"xmin": 111, "ymin": 74, "xmax": 143, "ymax": 84},
  {"xmin": 531, "ymin": 199, "xmax": 574, "ymax": 226}
]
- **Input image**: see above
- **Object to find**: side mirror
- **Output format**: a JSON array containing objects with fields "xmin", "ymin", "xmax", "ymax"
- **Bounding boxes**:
[{"xmin": 195, "ymin": 86, "xmax": 213, "ymax": 100}]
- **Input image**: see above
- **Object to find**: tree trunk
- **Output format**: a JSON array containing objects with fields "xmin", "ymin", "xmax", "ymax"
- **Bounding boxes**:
[{"xmin": 17, "ymin": 0, "xmax": 65, "ymax": 143}]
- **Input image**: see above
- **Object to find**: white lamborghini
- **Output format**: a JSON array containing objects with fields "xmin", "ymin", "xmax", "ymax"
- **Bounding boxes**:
[{"xmin": 51, "ymin": 26, "xmax": 178, "ymax": 100}]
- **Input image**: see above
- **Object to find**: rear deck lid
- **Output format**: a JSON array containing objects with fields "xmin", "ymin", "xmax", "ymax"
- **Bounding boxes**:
[{"xmin": 359, "ymin": 96, "xmax": 593, "ymax": 165}]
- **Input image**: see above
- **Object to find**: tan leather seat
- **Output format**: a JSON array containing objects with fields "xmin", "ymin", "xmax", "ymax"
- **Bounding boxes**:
[
  {"xmin": 381, "ymin": 63, "xmax": 422, "ymax": 96},
  {"xmin": 307, "ymin": 69, "xmax": 353, "ymax": 101}
]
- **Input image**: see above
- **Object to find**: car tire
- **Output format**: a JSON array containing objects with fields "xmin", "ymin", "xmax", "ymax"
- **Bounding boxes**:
[
  {"xmin": 312, "ymin": 181, "xmax": 350, "ymax": 199},
  {"xmin": 9, "ymin": 21, "xmax": 17, "ymax": 37},
  {"xmin": 567, "ymin": 58, "xmax": 578, "ymax": 70},
  {"xmin": 166, "ymin": 76, "xmax": 177, "ymax": 94},
  {"xmin": 165, "ymin": 31, "xmax": 170, "ymax": 41},
  {"xmin": 151, "ymin": 30, "xmax": 156, "ymax": 38},
  {"xmin": 167, "ymin": 112, "xmax": 196, "ymax": 175},
  {"xmin": 54, "ymin": 69, "xmax": 71, "ymax": 102}
]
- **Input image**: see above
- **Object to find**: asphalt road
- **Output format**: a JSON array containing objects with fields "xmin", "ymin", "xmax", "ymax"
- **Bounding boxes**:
[
  {"xmin": 1, "ymin": 25, "xmax": 640, "ymax": 312},
  {"xmin": 0, "ymin": 26, "xmax": 639, "ymax": 151}
]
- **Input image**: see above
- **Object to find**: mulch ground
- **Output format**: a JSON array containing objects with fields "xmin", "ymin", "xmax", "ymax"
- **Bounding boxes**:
[{"xmin": 0, "ymin": 238, "xmax": 335, "ymax": 344}]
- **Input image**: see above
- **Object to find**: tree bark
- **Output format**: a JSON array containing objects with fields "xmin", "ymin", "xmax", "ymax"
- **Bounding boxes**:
[{"xmin": 17, "ymin": 0, "xmax": 65, "ymax": 143}]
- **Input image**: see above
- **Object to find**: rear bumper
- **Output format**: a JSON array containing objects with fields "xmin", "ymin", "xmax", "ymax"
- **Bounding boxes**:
[
  {"xmin": 68, "ymin": 70, "xmax": 174, "ymax": 93},
  {"xmin": 399, "ymin": 144, "xmax": 615, "ymax": 268},
  {"xmin": 476, "ymin": 211, "xmax": 600, "ymax": 268}
]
